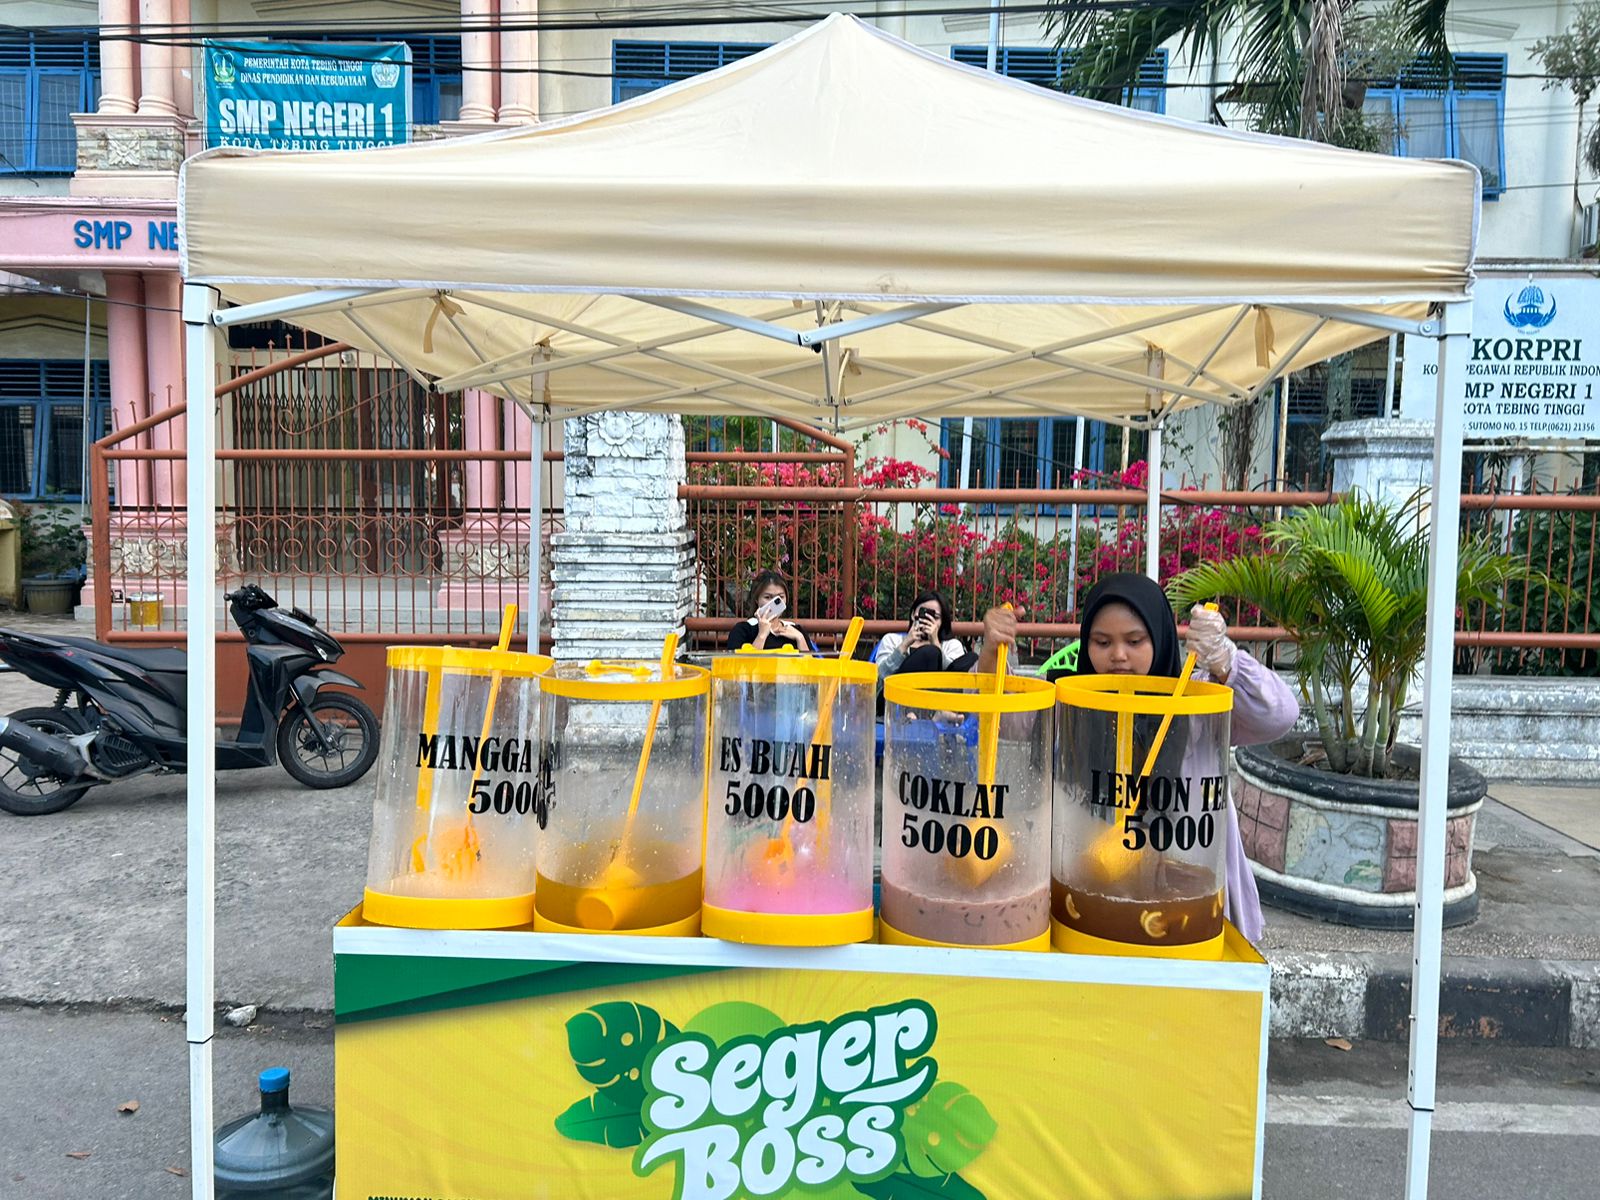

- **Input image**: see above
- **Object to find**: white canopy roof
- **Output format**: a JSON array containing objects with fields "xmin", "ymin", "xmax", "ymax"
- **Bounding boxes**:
[{"xmin": 180, "ymin": 13, "xmax": 1480, "ymax": 428}]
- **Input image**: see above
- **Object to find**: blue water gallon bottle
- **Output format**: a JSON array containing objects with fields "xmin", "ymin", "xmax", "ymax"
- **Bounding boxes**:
[{"xmin": 214, "ymin": 1067, "xmax": 335, "ymax": 1198}]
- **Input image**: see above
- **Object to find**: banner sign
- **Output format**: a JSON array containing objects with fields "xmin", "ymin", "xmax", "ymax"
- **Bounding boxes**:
[
  {"xmin": 1401, "ymin": 274, "xmax": 1600, "ymax": 438},
  {"xmin": 204, "ymin": 41, "xmax": 411, "ymax": 151},
  {"xmin": 334, "ymin": 920, "xmax": 1268, "ymax": 1200}
]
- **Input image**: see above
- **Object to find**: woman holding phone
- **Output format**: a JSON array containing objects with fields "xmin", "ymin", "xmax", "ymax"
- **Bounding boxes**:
[
  {"xmin": 725, "ymin": 570, "xmax": 812, "ymax": 652},
  {"xmin": 873, "ymin": 591, "xmax": 968, "ymax": 687}
]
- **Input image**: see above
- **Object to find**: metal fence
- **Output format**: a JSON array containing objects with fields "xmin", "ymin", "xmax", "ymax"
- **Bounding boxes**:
[{"xmin": 683, "ymin": 422, "xmax": 1600, "ymax": 673}]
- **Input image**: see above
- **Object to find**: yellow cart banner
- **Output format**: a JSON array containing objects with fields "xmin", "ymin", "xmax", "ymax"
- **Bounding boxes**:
[{"xmin": 334, "ymin": 921, "xmax": 1267, "ymax": 1200}]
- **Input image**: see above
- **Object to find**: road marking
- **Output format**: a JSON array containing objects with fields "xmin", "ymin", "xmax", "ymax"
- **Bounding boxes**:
[{"xmin": 1267, "ymin": 1095, "xmax": 1600, "ymax": 1137}]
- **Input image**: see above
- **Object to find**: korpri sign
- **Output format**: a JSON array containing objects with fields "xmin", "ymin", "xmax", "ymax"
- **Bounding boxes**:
[
  {"xmin": 1401, "ymin": 275, "xmax": 1600, "ymax": 439},
  {"xmin": 204, "ymin": 41, "xmax": 411, "ymax": 151}
]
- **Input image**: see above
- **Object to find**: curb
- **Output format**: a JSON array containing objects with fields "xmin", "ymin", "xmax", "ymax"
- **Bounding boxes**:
[{"xmin": 1269, "ymin": 952, "xmax": 1600, "ymax": 1048}]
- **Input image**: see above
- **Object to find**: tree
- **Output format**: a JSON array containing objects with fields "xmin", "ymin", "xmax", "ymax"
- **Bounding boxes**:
[
  {"xmin": 1046, "ymin": 0, "xmax": 1442, "ymax": 487},
  {"xmin": 1529, "ymin": 0, "xmax": 1600, "ymax": 223}
]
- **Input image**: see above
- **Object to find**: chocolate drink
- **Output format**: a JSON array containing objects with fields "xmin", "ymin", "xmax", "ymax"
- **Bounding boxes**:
[
  {"xmin": 1051, "ymin": 860, "xmax": 1223, "ymax": 947},
  {"xmin": 880, "ymin": 878, "xmax": 1049, "ymax": 946}
]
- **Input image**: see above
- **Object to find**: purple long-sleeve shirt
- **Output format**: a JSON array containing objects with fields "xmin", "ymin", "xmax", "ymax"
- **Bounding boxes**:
[{"xmin": 1195, "ymin": 649, "xmax": 1299, "ymax": 942}]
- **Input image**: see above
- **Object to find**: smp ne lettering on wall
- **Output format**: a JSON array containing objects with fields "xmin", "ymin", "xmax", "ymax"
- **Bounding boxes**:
[
  {"xmin": 1402, "ymin": 277, "xmax": 1600, "ymax": 438},
  {"xmin": 204, "ymin": 41, "xmax": 412, "ymax": 151},
  {"xmin": 72, "ymin": 219, "xmax": 179, "ymax": 251}
]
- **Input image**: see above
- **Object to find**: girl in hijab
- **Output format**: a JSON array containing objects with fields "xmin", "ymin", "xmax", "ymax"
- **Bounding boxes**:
[{"xmin": 973, "ymin": 575, "xmax": 1297, "ymax": 941}]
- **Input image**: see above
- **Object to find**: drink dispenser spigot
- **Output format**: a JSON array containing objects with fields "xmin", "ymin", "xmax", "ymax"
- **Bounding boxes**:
[
  {"xmin": 879, "ymin": 670, "xmax": 1056, "ymax": 950},
  {"xmin": 362, "ymin": 639, "xmax": 552, "ymax": 930},
  {"xmin": 534, "ymin": 635, "xmax": 710, "ymax": 936},
  {"xmin": 1053, "ymin": 675, "xmax": 1234, "ymax": 959},
  {"xmin": 702, "ymin": 627, "xmax": 876, "ymax": 946}
]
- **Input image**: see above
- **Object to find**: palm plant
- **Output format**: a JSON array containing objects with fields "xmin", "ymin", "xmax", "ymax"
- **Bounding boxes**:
[
  {"xmin": 1046, "ymin": 0, "xmax": 1446, "ymax": 146},
  {"xmin": 1169, "ymin": 491, "xmax": 1553, "ymax": 779}
]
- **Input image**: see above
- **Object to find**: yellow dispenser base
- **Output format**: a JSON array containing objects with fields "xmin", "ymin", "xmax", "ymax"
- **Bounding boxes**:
[
  {"xmin": 879, "ymin": 919, "xmax": 1050, "ymax": 953},
  {"xmin": 533, "ymin": 909, "xmax": 701, "ymax": 937},
  {"xmin": 702, "ymin": 902, "xmax": 875, "ymax": 946},
  {"xmin": 362, "ymin": 888, "xmax": 534, "ymax": 931},
  {"xmin": 1051, "ymin": 918, "xmax": 1225, "ymax": 961}
]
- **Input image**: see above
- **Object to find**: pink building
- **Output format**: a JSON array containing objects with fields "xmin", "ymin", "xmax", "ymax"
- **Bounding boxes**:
[{"xmin": 0, "ymin": 3, "xmax": 553, "ymax": 632}]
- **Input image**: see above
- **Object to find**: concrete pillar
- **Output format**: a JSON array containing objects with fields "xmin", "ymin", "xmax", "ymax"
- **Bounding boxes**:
[
  {"xmin": 137, "ymin": 0, "xmax": 176, "ymax": 115},
  {"xmin": 104, "ymin": 273, "xmax": 151, "ymax": 508},
  {"xmin": 169, "ymin": 0, "xmax": 192, "ymax": 117},
  {"xmin": 142, "ymin": 272, "xmax": 185, "ymax": 508},
  {"xmin": 463, "ymin": 388, "xmax": 501, "ymax": 511},
  {"xmin": 97, "ymin": 0, "xmax": 138, "ymax": 115},
  {"xmin": 459, "ymin": 0, "xmax": 497, "ymax": 121},
  {"xmin": 498, "ymin": 0, "xmax": 537, "ymax": 122},
  {"xmin": 550, "ymin": 413, "xmax": 694, "ymax": 661},
  {"xmin": 504, "ymin": 397, "xmax": 531, "ymax": 510},
  {"xmin": 1322, "ymin": 419, "xmax": 1436, "ymax": 512}
]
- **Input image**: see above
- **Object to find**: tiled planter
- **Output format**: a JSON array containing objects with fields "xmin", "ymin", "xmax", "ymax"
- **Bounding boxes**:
[{"xmin": 1234, "ymin": 739, "xmax": 1485, "ymax": 929}]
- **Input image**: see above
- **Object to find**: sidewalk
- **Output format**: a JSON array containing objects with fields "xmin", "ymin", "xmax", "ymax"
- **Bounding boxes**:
[{"xmin": 1263, "ymin": 785, "xmax": 1600, "ymax": 1047}]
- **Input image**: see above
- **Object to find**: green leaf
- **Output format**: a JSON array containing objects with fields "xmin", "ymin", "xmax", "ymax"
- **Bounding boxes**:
[
  {"xmin": 854, "ymin": 1169, "xmax": 986, "ymax": 1200},
  {"xmin": 683, "ymin": 1001, "xmax": 784, "ymax": 1047},
  {"xmin": 901, "ymin": 1082, "xmax": 998, "ymax": 1178},
  {"xmin": 553, "ymin": 1089, "xmax": 646, "ymax": 1148},
  {"xmin": 565, "ymin": 1001, "xmax": 676, "ymax": 1090}
]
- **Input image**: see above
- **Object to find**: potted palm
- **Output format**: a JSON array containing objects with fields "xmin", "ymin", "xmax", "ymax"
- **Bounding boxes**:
[{"xmin": 1169, "ymin": 490, "xmax": 1549, "ymax": 929}]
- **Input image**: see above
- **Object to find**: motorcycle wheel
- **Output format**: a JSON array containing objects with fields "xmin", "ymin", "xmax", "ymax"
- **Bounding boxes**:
[
  {"xmin": 277, "ymin": 692, "xmax": 380, "ymax": 789},
  {"xmin": 0, "ymin": 706, "xmax": 92, "ymax": 816}
]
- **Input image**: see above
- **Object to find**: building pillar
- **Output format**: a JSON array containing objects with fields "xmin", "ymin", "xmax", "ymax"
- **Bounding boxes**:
[
  {"xmin": 498, "ymin": 0, "xmax": 537, "ymax": 122},
  {"xmin": 137, "ymin": 0, "xmax": 176, "ymax": 115},
  {"xmin": 1322, "ymin": 419, "xmax": 1436, "ymax": 511},
  {"xmin": 169, "ymin": 0, "xmax": 192, "ymax": 117},
  {"xmin": 436, "ymin": 391, "xmax": 522, "ymax": 613},
  {"xmin": 550, "ymin": 413, "xmax": 694, "ymax": 661},
  {"xmin": 459, "ymin": 0, "xmax": 497, "ymax": 121},
  {"xmin": 464, "ymin": 389, "xmax": 501, "ymax": 511},
  {"xmin": 104, "ymin": 273, "xmax": 151, "ymax": 508},
  {"xmin": 142, "ymin": 272, "xmax": 185, "ymax": 509},
  {"xmin": 97, "ymin": 0, "xmax": 138, "ymax": 115}
]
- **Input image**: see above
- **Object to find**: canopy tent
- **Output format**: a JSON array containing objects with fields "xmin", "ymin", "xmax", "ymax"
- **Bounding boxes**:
[
  {"xmin": 181, "ymin": 14, "xmax": 1476, "ymax": 430},
  {"xmin": 177, "ymin": 14, "xmax": 1481, "ymax": 1199}
]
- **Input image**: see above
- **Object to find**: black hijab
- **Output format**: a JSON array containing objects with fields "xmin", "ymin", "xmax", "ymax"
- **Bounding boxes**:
[
  {"xmin": 1058, "ymin": 573, "xmax": 1189, "ymax": 783},
  {"xmin": 1070, "ymin": 573, "xmax": 1182, "ymax": 678}
]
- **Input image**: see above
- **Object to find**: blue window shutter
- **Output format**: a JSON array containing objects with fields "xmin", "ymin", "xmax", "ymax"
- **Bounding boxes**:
[{"xmin": 611, "ymin": 41, "xmax": 770, "ymax": 103}]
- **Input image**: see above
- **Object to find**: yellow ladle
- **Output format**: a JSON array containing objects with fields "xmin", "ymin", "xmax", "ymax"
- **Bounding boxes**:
[
  {"xmin": 1082, "ymin": 603, "xmax": 1218, "ymax": 886},
  {"xmin": 573, "ymin": 632, "xmax": 679, "ymax": 931},
  {"xmin": 761, "ymin": 616, "xmax": 865, "ymax": 876}
]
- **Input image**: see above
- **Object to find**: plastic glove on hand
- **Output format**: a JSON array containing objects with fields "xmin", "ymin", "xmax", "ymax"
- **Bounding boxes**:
[{"xmin": 1186, "ymin": 606, "xmax": 1236, "ymax": 680}]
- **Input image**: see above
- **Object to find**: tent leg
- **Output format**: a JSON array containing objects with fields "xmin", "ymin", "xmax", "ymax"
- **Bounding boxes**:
[
  {"xmin": 183, "ymin": 282, "xmax": 219, "ymax": 1200},
  {"xmin": 528, "ymin": 417, "xmax": 544, "ymax": 652},
  {"xmin": 1404, "ymin": 298, "xmax": 1470, "ymax": 1200},
  {"xmin": 1144, "ymin": 420, "xmax": 1162, "ymax": 581},
  {"xmin": 1067, "ymin": 415, "xmax": 1084, "ymax": 610}
]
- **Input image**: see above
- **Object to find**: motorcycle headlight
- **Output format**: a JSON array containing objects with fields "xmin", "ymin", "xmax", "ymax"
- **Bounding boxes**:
[{"xmin": 316, "ymin": 644, "xmax": 332, "ymax": 661}]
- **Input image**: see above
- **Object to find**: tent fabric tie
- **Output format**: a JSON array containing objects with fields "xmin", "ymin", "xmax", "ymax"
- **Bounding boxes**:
[
  {"xmin": 422, "ymin": 292, "xmax": 465, "ymax": 354},
  {"xmin": 1253, "ymin": 306, "xmax": 1276, "ymax": 368}
]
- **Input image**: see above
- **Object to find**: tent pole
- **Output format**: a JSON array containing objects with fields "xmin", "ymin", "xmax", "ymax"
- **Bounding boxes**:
[
  {"xmin": 528, "ymin": 416, "xmax": 544, "ymax": 653},
  {"xmin": 1144, "ymin": 420, "xmax": 1162, "ymax": 581},
  {"xmin": 1404, "ymin": 298, "xmax": 1470, "ymax": 1200},
  {"xmin": 1067, "ymin": 416, "xmax": 1085, "ymax": 611},
  {"xmin": 182, "ymin": 282, "xmax": 220, "ymax": 1200}
]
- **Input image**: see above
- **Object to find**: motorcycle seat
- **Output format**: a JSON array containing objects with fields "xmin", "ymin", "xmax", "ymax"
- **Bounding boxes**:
[{"xmin": 59, "ymin": 637, "xmax": 189, "ymax": 674}]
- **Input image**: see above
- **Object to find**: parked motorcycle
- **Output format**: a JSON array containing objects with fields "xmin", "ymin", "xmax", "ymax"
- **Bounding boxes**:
[{"xmin": 0, "ymin": 585, "xmax": 379, "ymax": 815}]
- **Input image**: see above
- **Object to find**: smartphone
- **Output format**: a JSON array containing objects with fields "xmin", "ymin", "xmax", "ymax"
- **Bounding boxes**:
[{"xmin": 750, "ymin": 595, "xmax": 786, "ymax": 624}]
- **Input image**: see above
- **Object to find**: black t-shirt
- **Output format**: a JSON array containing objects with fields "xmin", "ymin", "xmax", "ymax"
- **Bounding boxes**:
[{"xmin": 725, "ymin": 622, "xmax": 810, "ymax": 652}]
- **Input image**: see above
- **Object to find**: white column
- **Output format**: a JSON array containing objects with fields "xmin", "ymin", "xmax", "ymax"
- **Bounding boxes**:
[
  {"xmin": 498, "ymin": 0, "xmax": 537, "ymax": 122},
  {"xmin": 137, "ymin": 0, "xmax": 176, "ymax": 115},
  {"xmin": 97, "ymin": 0, "xmax": 137, "ymax": 114},
  {"xmin": 182, "ymin": 282, "xmax": 219, "ymax": 1198},
  {"xmin": 459, "ymin": 0, "xmax": 497, "ymax": 121},
  {"xmin": 1403, "ymin": 299, "xmax": 1470, "ymax": 1200}
]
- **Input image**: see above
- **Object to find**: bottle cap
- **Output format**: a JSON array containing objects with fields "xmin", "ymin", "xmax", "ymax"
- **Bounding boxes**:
[{"xmin": 259, "ymin": 1067, "xmax": 291, "ymax": 1094}]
